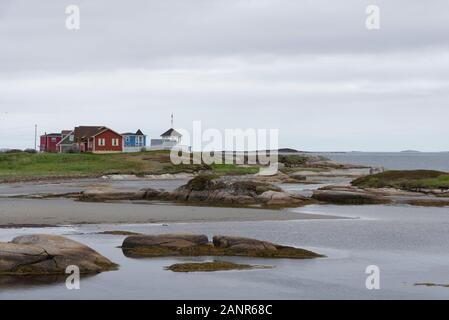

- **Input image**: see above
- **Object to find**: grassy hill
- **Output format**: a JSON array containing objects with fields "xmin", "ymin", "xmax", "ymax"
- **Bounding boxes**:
[
  {"xmin": 0, "ymin": 151, "xmax": 259, "ymax": 182},
  {"xmin": 352, "ymin": 170, "xmax": 449, "ymax": 191}
]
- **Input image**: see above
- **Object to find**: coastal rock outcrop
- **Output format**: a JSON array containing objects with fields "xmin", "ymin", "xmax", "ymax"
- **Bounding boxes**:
[
  {"xmin": 212, "ymin": 235, "xmax": 277, "ymax": 251},
  {"xmin": 167, "ymin": 175, "xmax": 312, "ymax": 207},
  {"xmin": 80, "ymin": 188, "xmax": 146, "ymax": 201},
  {"xmin": 312, "ymin": 187, "xmax": 391, "ymax": 205},
  {"xmin": 312, "ymin": 185, "xmax": 449, "ymax": 206},
  {"xmin": 165, "ymin": 261, "xmax": 270, "ymax": 272},
  {"xmin": 78, "ymin": 175, "xmax": 312, "ymax": 207},
  {"xmin": 0, "ymin": 234, "xmax": 118, "ymax": 275},
  {"xmin": 121, "ymin": 233, "xmax": 324, "ymax": 259}
]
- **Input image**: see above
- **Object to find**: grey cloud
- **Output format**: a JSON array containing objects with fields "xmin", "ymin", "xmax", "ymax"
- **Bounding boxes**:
[{"xmin": 0, "ymin": 0, "xmax": 448, "ymax": 151}]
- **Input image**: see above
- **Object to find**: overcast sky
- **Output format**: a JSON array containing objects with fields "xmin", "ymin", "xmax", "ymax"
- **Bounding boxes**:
[{"xmin": 0, "ymin": 0, "xmax": 448, "ymax": 151}]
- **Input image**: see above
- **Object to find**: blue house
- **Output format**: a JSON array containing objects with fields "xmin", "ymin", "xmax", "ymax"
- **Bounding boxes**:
[{"xmin": 122, "ymin": 129, "xmax": 146, "ymax": 152}]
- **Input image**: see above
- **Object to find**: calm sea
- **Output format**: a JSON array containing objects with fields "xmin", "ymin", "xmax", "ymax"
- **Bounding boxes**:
[{"xmin": 314, "ymin": 152, "xmax": 449, "ymax": 172}]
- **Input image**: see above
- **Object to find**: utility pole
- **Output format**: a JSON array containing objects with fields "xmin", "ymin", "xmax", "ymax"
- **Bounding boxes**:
[
  {"xmin": 171, "ymin": 113, "xmax": 174, "ymax": 128},
  {"xmin": 34, "ymin": 124, "xmax": 37, "ymax": 151}
]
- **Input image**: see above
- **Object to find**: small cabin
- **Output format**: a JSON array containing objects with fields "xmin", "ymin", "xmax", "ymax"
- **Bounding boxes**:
[
  {"xmin": 40, "ymin": 133, "xmax": 63, "ymax": 153},
  {"xmin": 149, "ymin": 128, "xmax": 182, "ymax": 150},
  {"xmin": 122, "ymin": 129, "xmax": 146, "ymax": 153}
]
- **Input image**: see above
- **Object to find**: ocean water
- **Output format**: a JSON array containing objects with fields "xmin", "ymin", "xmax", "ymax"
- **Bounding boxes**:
[
  {"xmin": 314, "ymin": 152, "xmax": 449, "ymax": 172},
  {"xmin": 1, "ymin": 204, "xmax": 449, "ymax": 299}
]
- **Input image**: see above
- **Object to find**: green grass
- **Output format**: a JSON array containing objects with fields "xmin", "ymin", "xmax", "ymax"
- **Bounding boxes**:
[
  {"xmin": 0, "ymin": 151, "xmax": 260, "ymax": 182},
  {"xmin": 352, "ymin": 170, "xmax": 449, "ymax": 191},
  {"xmin": 0, "ymin": 151, "xmax": 188, "ymax": 182},
  {"xmin": 0, "ymin": 152, "xmax": 133, "ymax": 180},
  {"xmin": 209, "ymin": 163, "xmax": 259, "ymax": 175}
]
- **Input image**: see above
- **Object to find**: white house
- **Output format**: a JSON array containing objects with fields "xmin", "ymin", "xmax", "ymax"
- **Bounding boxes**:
[{"xmin": 149, "ymin": 128, "xmax": 184, "ymax": 150}]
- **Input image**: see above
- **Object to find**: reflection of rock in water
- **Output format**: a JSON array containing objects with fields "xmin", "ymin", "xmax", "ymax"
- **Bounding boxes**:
[{"xmin": 0, "ymin": 273, "xmax": 96, "ymax": 289}]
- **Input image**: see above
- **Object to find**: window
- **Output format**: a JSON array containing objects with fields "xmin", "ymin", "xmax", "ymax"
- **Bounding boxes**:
[
  {"xmin": 112, "ymin": 138, "xmax": 119, "ymax": 146},
  {"xmin": 51, "ymin": 137, "xmax": 56, "ymax": 142},
  {"xmin": 136, "ymin": 136, "xmax": 141, "ymax": 146},
  {"xmin": 69, "ymin": 135, "xmax": 74, "ymax": 142},
  {"xmin": 98, "ymin": 138, "xmax": 105, "ymax": 146}
]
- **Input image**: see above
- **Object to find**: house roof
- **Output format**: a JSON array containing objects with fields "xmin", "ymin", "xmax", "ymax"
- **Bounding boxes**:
[
  {"xmin": 61, "ymin": 130, "xmax": 72, "ymax": 136},
  {"xmin": 74, "ymin": 126, "xmax": 123, "ymax": 140},
  {"xmin": 73, "ymin": 126, "xmax": 105, "ymax": 139},
  {"xmin": 41, "ymin": 133, "xmax": 62, "ymax": 137},
  {"xmin": 122, "ymin": 129, "xmax": 145, "ymax": 136},
  {"xmin": 160, "ymin": 128, "xmax": 182, "ymax": 137}
]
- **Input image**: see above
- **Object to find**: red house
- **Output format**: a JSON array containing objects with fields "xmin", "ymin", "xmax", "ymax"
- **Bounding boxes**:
[
  {"xmin": 73, "ymin": 126, "xmax": 123, "ymax": 153},
  {"xmin": 40, "ymin": 133, "xmax": 62, "ymax": 153}
]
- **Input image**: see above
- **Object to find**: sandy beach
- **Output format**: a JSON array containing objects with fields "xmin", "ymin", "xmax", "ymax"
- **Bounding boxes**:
[{"xmin": 0, "ymin": 198, "xmax": 338, "ymax": 226}]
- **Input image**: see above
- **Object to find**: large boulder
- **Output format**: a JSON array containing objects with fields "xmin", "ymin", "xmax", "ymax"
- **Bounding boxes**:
[
  {"xmin": 312, "ymin": 189, "xmax": 390, "ymax": 205},
  {"xmin": 123, "ymin": 234, "xmax": 209, "ymax": 250},
  {"xmin": 122, "ymin": 234, "xmax": 210, "ymax": 257},
  {"xmin": 0, "ymin": 234, "xmax": 117, "ymax": 275},
  {"xmin": 212, "ymin": 235, "xmax": 277, "ymax": 251},
  {"xmin": 257, "ymin": 190, "xmax": 307, "ymax": 206},
  {"xmin": 121, "ymin": 233, "xmax": 324, "ymax": 259}
]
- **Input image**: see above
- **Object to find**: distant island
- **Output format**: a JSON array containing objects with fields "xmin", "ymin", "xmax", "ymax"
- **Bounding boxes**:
[{"xmin": 278, "ymin": 148, "xmax": 300, "ymax": 153}]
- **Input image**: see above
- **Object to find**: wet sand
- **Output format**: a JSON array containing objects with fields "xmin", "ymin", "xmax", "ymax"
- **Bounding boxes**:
[
  {"xmin": 0, "ymin": 198, "xmax": 337, "ymax": 226},
  {"xmin": 0, "ymin": 178, "xmax": 187, "ymax": 196}
]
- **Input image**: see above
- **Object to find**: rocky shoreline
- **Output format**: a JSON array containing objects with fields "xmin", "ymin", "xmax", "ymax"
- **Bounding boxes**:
[
  {"xmin": 77, "ymin": 173, "xmax": 449, "ymax": 208},
  {"xmin": 78, "ymin": 174, "xmax": 315, "ymax": 208}
]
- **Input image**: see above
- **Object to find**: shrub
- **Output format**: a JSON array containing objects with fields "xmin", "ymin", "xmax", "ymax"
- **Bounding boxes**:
[
  {"xmin": 232, "ymin": 180, "xmax": 281, "ymax": 195},
  {"xmin": 278, "ymin": 155, "xmax": 308, "ymax": 167},
  {"xmin": 187, "ymin": 174, "xmax": 219, "ymax": 191},
  {"xmin": 4, "ymin": 149, "xmax": 23, "ymax": 154}
]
